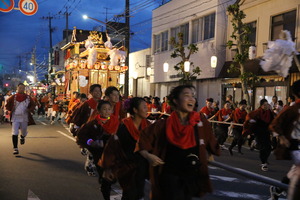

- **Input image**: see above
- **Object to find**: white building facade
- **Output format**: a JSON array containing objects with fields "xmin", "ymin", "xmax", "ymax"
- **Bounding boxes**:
[
  {"xmin": 151, "ymin": 0, "xmax": 235, "ymax": 109},
  {"xmin": 129, "ymin": 48, "xmax": 155, "ymax": 97}
]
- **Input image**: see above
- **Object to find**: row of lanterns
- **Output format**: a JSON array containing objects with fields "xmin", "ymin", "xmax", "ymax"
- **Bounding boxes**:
[
  {"xmin": 163, "ymin": 56, "xmax": 218, "ymax": 72},
  {"xmin": 162, "ymin": 45, "xmax": 257, "ymax": 72}
]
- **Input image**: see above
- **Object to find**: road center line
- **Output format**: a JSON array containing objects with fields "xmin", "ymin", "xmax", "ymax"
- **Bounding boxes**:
[{"xmin": 57, "ymin": 131, "xmax": 76, "ymax": 142}]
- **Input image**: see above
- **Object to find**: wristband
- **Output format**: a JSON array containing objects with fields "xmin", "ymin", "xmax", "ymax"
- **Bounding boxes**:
[{"xmin": 87, "ymin": 139, "xmax": 94, "ymax": 146}]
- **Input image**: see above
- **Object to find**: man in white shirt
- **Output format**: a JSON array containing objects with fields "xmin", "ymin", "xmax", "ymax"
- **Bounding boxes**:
[{"xmin": 5, "ymin": 83, "xmax": 35, "ymax": 155}]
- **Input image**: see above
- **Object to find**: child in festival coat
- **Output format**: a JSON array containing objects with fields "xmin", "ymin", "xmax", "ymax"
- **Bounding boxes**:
[
  {"xmin": 209, "ymin": 101, "xmax": 233, "ymax": 149},
  {"xmin": 77, "ymin": 100, "xmax": 119, "ymax": 200},
  {"xmin": 227, "ymin": 100, "xmax": 248, "ymax": 155},
  {"xmin": 100, "ymin": 97, "xmax": 151, "ymax": 200}
]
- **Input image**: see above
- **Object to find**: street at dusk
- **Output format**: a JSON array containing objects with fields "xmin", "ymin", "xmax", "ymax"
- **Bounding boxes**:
[
  {"xmin": 0, "ymin": 116, "xmax": 293, "ymax": 200},
  {"xmin": 1, "ymin": 0, "xmax": 300, "ymax": 200}
]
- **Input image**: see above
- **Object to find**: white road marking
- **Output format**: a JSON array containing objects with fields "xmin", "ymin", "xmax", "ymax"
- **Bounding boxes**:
[
  {"xmin": 57, "ymin": 131, "xmax": 76, "ymax": 142},
  {"xmin": 27, "ymin": 189, "xmax": 40, "ymax": 200},
  {"xmin": 210, "ymin": 175, "xmax": 267, "ymax": 186},
  {"xmin": 214, "ymin": 190, "xmax": 267, "ymax": 200},
  {"xmin": 38, "ymin": 121, "xmax": 47, "ymax": 125}
]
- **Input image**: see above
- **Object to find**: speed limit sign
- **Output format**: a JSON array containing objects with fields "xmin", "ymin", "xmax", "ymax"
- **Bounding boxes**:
[{"xmin": 18, "ymin": 0, "xmax": 38, "ymax": 16}]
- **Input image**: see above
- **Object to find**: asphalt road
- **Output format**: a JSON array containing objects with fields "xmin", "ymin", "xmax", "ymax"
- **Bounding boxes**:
[{"xmin": 0, "ymin": 117, "xmax": 293, "ymax": 200}]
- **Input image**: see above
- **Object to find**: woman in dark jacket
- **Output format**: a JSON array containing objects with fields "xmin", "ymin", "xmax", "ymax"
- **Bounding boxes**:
[{"xmin": 137, "ymin": 85, "xmax": 220, "ymax": 200}]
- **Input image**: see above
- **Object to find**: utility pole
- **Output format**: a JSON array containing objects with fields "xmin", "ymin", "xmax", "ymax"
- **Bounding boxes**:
[
  {"xmin": 18, "ymin": 55, "xmax": 21, "ymax": 71},
  {"xmin": 124, "ymin": 0, "xmax": 130, "ymax": 97},
  {"xmin": 103, "ymin": 7, "xmax": 112, "ymax": 22},
  {"xmin": 48, "ymin": 13, "xmax": 53, "ymax": 85},
  {"xmin": 31, "ymin": 47, "xmax": 37, "ymax": 84},
  {"xmin": 41, "ymin": 13, "xmax": 54, "ymax": 85}
]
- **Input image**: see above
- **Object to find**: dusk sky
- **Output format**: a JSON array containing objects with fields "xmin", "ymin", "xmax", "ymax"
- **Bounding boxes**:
[{"xmin": 0, "ymin": 0, "xmax": 161, "ymax": 75}]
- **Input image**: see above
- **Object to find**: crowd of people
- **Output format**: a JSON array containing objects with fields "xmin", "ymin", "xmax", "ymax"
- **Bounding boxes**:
[{"xmin": 1, "ymin": 80, "xmax": 299, "ymax": 200}]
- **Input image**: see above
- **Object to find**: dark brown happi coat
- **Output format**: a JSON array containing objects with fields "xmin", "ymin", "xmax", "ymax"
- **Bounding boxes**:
[
  {"xmin": 72, "ymin": 101, "xmax": 98, "ymax": 127},
  {"xmin": 137, "ymin": 113, "xmax": 220, "ymax": 199},
  {"xmin": 269, "ymin": 102, "xmax": 300, "ymax": 139},
  {"xmin": 269, "ymin": 102, "xmax": 300, "ymax": 160},
  {"xmin": 5, "ymin": 94, "xmax": 36, "ymax": 125}
]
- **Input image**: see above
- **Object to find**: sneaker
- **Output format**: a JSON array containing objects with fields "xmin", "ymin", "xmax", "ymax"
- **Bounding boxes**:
[
  {"xmin": 81, "ymin": 148, "xmax": 87, "ymax": 156},
  {"xmin": 261, "ymin": 163, "xmax": 268, "ymax": 171},
  {"xmin": 269, "ymin": 186, "xmax": 280, "ymax": 200},
  {"xmin": 220, "ymin": 145, "xmax": 228, "ymax": 150},
  {"xmin": 20, "ymin": 137, "xmax": 25, "ymax": 145},
  {"xmin": 86, "ymin": 167, "xmax": 96, "ymax": 177},
  {"xmin": 13, "ymin": 148, "xmax": 19, "ymax": 155},
  {"xmin": 50, "ymin": 121, "xmax": 55, "ymax": 125}
]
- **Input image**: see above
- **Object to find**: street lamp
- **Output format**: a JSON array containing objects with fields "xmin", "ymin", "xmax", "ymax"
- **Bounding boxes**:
[{"xmin": 82, "ymin": 15, "xmax": 121, "ymax": 35}]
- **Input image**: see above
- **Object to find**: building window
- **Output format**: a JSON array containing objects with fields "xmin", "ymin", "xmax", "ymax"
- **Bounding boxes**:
[
  {"xmin": 203, "ymin": 13, "xmax": 215, "ymax": 40},
  {"xmin": 192, "ymin": 18, "xmax": 202, "ymax": 43},
  {"xmin": 161, "ymin": 31, "xmax": 169, "ymax": 52},
  {"xmin": 271, "ymin": 10, "xmax": 296, "ymax": 41},
  {"xmin": 154, "ymin": 34, "xmax": 161, "ymax": 53},
  {"xmin": 192, "ymin": 12, "xmax": 215, "ymax": 42},
  {"xmin": 171, "ymin": 23, "xmax": 189, "ymax": 46},
  {"xmin": 254, "ymin": 86, "xmax": 287, "ymax": 109},
  {"xmin": 247, "ymin": 21, "xmax": 257, "ymax": 46}
]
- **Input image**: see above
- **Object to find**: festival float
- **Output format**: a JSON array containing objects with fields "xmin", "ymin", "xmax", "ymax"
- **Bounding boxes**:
[{"xmin": 61, "ymin": 27, "xmax": 128, "ymax": 96}]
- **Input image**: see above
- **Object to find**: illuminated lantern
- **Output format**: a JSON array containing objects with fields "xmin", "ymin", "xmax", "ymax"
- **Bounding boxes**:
[
  {"xmin": 94, "ymin": 63, "xmax": 100, "ymax": 69},
  {"xmin": 115, "ymin": 65, "xmax": 120, "ymax": 71},
  {"xmin": 80, "ymin": 62, "xmax": 86, "ymax": 69},
  {"xmin": 101, "ymin": 65, "xmax": 106, "ymax": 70},
  {"xmin": 163, "ymin": 62, "xmax": 169, "ymax": 72},
  {"xmin": 184, "ymin": 60, "xmax": 190, "ymax": 72},
  {"xmin": 211, "ymin": 56, "xmax": 217, "ymax": 68},
  {"xmin": 108, "ymin": 65, "xmax": 114, "ymax": 70}
]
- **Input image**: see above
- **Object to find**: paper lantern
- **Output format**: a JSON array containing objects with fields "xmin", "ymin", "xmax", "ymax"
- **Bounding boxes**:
[
  {"xmin": 184, "ymin": 60, "xmax": 190, "ymax": 72},
  {"xmin": 211, "ymin": 56, "xmax": 217, "ymax": 68},
  {"xmin": 108, "ymin": 65, "xmax": 114, "ymax": 70},
  {"xmin": 163, "ymin": 62, "xmax": 169, "ymax": 72},
  {"xmin": 115, "ymin": 66, "xmax": 120, "ymax": 71}
]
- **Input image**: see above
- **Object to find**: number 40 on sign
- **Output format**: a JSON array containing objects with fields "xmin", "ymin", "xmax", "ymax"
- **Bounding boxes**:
[{"xmin": 18, "ymin": 0, "xmax": 38, "ymax": 16}]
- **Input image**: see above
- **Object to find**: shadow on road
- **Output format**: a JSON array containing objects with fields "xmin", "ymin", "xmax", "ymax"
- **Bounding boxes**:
[{"xmin": 18, "ymin": 152, "xmax": 85, "ymax": 173}]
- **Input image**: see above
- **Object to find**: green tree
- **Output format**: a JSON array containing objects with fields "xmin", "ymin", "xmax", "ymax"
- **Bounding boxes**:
[
  {"xmin": 227, "ymin": 0, "xmax": 258, "ymax": 107},
  {"xmin": 169, "ymin": 32, "xmax": 201, "ymax": 85}
]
